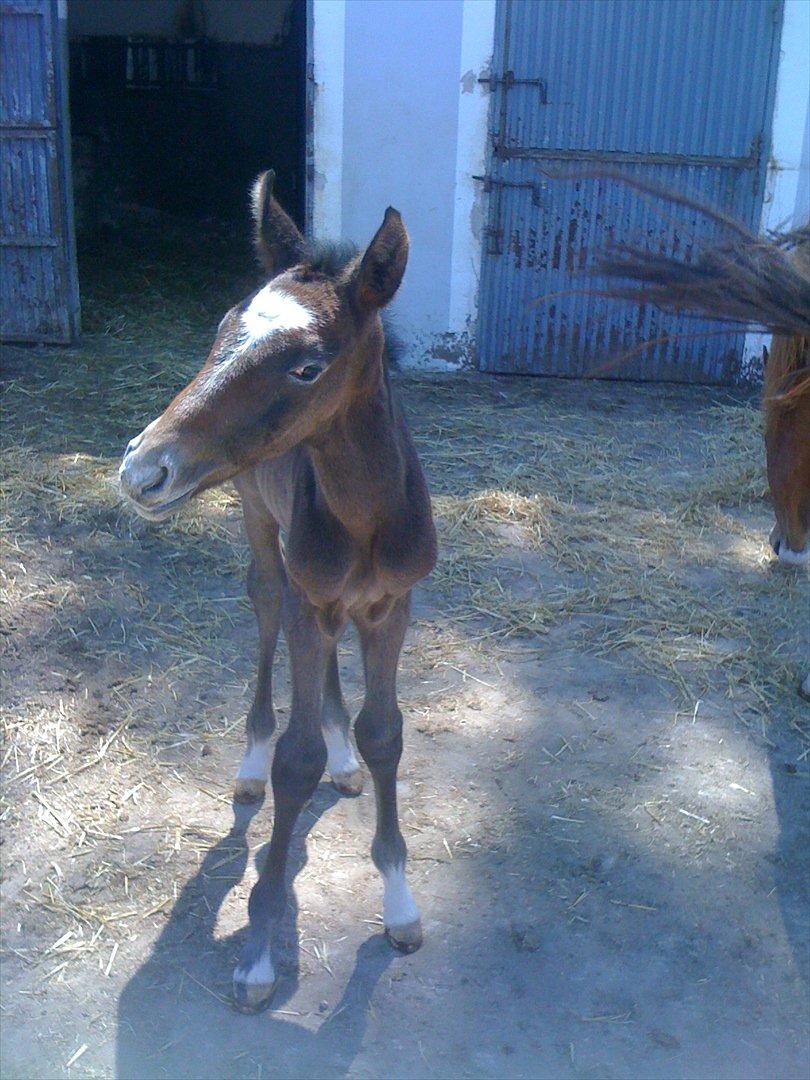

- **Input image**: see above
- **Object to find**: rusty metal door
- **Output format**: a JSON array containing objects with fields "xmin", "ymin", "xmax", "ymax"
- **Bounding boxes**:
[
  {"xmin": 478, "ymin": 0, "xmax": 783, "ymax": 382},
  {"xmin": 1, "ymin": 0, "xmax": 79, "ymax": 344}
]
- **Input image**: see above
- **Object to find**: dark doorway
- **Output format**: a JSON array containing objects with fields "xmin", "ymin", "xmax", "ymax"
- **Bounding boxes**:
[{"xmin": 66, "ymin": 0, "xmax": 306, "ymax": 311}]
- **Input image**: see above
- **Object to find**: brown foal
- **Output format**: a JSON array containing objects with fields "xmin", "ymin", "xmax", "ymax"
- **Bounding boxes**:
[{"xmin": 119, "ymin": 172, "xmax": 437, "ymax": 1010}]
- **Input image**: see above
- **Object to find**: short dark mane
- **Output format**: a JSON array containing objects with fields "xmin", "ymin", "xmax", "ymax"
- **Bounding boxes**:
[{"xmin": 307, "ymin": 240, "xmax": 360, "ymax": 277}]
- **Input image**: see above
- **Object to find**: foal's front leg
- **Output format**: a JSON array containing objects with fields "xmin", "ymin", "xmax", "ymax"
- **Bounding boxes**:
[
  {"xmin": 355, "ymin": 594, "xmax": 422, "ymax": 952},
  {"xmin": 234, "ymin": 509, "xmax": 284, "ymax": 803},
  {"xmin": 233, "ymin": 588, "xmax": 331, "ymax": 1011}
]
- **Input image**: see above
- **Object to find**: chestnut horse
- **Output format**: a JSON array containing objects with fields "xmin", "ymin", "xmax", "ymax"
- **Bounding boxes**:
[
  {"xmin": 764, "ymin": 238, "xmax": 810, "ymax": 568},
  {"xmin": 765, "ymin": 325, "xmax": 810, "ymax": 701},
  {"xmin": 594, "ymin": 181, "xmax": 809, "ymax": 695},
  {"xmin": 119, "ymin": 173, "xmax": 437, "ymax": 1010}
]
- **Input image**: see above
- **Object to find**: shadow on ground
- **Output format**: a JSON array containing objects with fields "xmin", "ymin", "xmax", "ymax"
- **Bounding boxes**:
[{"xmin": 116, "ymin": 787, "xmax": 397, "ymax": 1080}]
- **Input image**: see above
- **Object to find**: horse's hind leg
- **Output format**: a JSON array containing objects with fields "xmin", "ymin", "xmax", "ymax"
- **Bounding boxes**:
[
  {"xmin": 235, "ymin": 509, "xmax": 284, "ymax": 803},
  {"xmin": 322, "ymin": 647, "xmax": 362, "ymax": 795},
  {"xmin": 355, "ymin": 594, "xmax": 422, "ymax": 952},
  {"xmin": 233, "ymin": 588, "xmax": 330, "ymax": 1011}
]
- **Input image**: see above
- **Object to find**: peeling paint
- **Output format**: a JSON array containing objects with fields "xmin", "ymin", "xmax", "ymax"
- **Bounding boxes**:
[
  {"xmin": 448, "ymin": 0, "xmax": 497, "ymax": 353},
  {"xmin": 460, "ymin": 69, "xmax": 476, "ymax": 94},
  {"xmin": 405, "ymin": 328, "xmax": 478, "ymax": 371}
]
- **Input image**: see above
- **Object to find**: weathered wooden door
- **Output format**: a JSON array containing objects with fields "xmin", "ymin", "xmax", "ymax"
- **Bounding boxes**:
[
  {"xmin": 478, "ymin": 0, "xmax": 783, "ymax": 382},
  {"xmin": 1, "ymin": 0, "xmax": 79, "ymax": 344}
]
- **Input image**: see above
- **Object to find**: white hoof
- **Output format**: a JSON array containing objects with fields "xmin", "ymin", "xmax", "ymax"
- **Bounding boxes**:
[{"xmin": 233, "ymin": 950, "xmax": 276, "ymax": 1013}]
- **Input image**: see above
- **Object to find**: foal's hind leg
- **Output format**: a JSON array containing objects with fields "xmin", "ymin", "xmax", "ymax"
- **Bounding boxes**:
[
  {"xmin": 235, "ymin": 510, "xmax": 284, "ymax": 803},
  {"xmin": 233, "ymin": 588, "xmax": 331, "ymax": 1011},
  {"xmin": 322, "ymin": 647, "xmax": 363, "ymax": 795},
  {"xmin": 355, "ymin": 594, "xmax": 421, "ymax": 952}
]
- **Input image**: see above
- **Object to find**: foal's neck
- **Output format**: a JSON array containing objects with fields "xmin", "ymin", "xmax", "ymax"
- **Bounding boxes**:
[{"xmin": 307, "ymin": 364, "xmax": 406, "ymax": 538}]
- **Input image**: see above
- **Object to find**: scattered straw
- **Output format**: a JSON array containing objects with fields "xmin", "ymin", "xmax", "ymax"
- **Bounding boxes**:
[{"xmin": 0, "ymin": 221, "xmax": 806, "ymax": 1017}]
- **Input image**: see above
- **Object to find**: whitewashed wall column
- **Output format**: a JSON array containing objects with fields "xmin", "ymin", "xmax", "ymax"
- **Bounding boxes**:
[{"xmin": 744, "ymin": 0, "xmax": 810, "ymax": 369}]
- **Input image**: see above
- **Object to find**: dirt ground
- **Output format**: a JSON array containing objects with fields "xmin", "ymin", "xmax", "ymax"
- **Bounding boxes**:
[{"xmin": 1, "ymin": 233, "xmax": 809, "ymax": 1079}]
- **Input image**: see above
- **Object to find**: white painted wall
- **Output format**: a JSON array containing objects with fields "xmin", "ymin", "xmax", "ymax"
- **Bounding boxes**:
[
  {"xmin": 312, "ymin": 0, "xmax": 804, "ymax": 375},
  {"xmin": 310, "ymin": 0, "xmax": 495, "ymax": 367},
  {"xmin": 762, "ymin": 0, "xmax": 810, "ymax": 233},
  {"xmin": 310, "ymin": 0, "xmax": 345, "ymax": 240},
  {"xmin": 744, "ymin": 0, "xmax": 810, "ymax": 371},
  {"xmin": 448, "ymin": 0, "xmax": 497, "ymax": 349}
]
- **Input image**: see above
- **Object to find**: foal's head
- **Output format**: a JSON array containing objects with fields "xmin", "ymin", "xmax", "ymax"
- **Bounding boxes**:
[{"xmin": 120, "ymin": 172, "xmax": 408, "ymax": 520}]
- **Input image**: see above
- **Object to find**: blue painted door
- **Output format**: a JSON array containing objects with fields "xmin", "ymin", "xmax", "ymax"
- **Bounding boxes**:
[
  {"xmin": 1, "ymin": 0, "xmax": 79, "ymax": 343},
  {"xmin": 478, "ymin": 0, "xmax": 783, "ymax": 382}
]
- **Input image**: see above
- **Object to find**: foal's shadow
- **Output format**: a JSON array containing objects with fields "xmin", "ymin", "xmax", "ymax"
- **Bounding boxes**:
[{"xmin": 116, "ymin": 786, "xmax": 395, "ymax": 1080}]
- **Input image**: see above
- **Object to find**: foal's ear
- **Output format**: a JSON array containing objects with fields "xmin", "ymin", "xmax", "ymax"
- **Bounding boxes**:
[
  {"xmin": 251, "ymin": 170, "xmax": 308, "ymax": 276},
  {"xmin": 351, "ymin": 208, "xmax": 409, "ymax": 313}
]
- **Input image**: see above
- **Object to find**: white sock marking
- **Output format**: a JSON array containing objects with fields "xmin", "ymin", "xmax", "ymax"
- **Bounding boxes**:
[
  {"xmin": 240, "ymin": 286, "xmax": 314, "ymax": 350},
  {"xmin": 323, "ymin": 725, "xmax": 359, "ymax": 779},
  {"xmin": 237, "ymin": 740, "xmax": 271, "ymax": 782},
  {"xmin": 234, "ymin": 948, "xmax": 275, "ymax": 987},
  {"xmin": 383, "ymin": 865, "xmax": 420, "ymax": 929}
]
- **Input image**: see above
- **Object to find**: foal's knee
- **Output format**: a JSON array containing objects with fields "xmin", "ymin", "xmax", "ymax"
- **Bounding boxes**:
[
  {"xmin": 247, "ymin": 561, "xmax": 280, "ymax": 616},
  {"xmin": 246, "ymin": 561, "xmax": 266, "ymax": 610},
  {"xmin": 355, "ymin": 706, "xmax": 403, "ymax": 770}
]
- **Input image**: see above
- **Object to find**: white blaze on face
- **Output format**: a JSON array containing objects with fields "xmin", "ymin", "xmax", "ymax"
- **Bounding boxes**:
[{"xmin": 239, "ymin": 285, "xmax": 314, "ymax": 350}]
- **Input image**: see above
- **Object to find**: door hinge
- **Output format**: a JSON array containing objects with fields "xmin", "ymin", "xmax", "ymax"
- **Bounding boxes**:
[
  {"xmin": 478, "ymin": 70, "xmax": 548, "ymax": 102},
  {"xmin": 473, "ymin": 175, "xmax": 546, "ymax": 256}
]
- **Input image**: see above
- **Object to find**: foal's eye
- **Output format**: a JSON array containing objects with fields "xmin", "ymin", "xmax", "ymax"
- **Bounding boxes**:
[{"xmin": 289, "ymin": 363, "xmax": 324, "ymax": 383}]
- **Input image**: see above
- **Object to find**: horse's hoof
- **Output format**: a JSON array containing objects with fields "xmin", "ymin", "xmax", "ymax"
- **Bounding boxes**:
[
  {"xmin": 233, "ymin": 950, "xmax": 276, "ymax": 1013},
  {"xmin": 385, "ymin": 919, "xmax": 423, "ymax": 954},
  {"xmin": 332, "ymin": 769, "xmax": 363, "ymax": 796},
  {"xmin": 233, "ymin": 778, "xmax": 266, "ymax": 804},
  {"xmin": 232, "ymin": 976, "xmax": 277, "ymax": 1014}
]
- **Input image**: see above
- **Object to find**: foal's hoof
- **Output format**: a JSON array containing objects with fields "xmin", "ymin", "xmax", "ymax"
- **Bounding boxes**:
[
  {"xmin": 233, "ymin": 778, "xmax": 266, "ymax": 804},
  {"xmin": 232, "ymin": 975, "xmax": 277, "ymax": 1014},
  {"xmin": 331, "ymin": 768, "xmax": 363, "ymax": 797},
  {"xmin": 233, "ymin": 951, "xmax": 277, "ymax": 1013},
  {"xmin": 385, "ymin": 919, "xmax": 423, "ymax": 954}
]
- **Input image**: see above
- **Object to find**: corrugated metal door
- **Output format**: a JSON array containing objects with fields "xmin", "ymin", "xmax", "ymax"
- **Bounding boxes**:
[
  {"xmin": 1, "ymin": 0, "xmax": 79, "ymax": 344},
  {"xmin": 478, "ymin": 0, "xmax": 783, "ymax": 382}
]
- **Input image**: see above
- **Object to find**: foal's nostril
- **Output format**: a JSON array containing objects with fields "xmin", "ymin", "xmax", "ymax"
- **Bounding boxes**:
[
  {"xmin": 120, "ymin": 456, "xmax": 173, "ymax": 504},
  {"xmin": 141, "ymin": 466, "xmax": 169, "ymax": 496}
]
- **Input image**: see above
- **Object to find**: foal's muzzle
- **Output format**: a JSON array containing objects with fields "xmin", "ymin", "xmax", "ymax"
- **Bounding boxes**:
[{"xmin": 119, "ymin": 433, "xmax": 189, "ymax": 519}]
